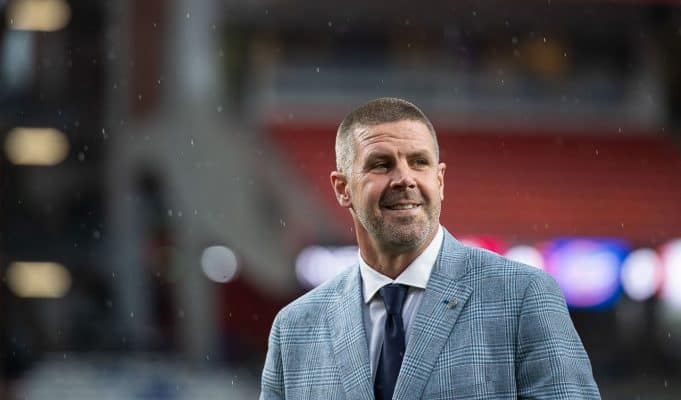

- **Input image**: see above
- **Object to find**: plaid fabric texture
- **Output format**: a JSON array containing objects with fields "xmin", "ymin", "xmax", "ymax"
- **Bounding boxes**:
[{"xmin": 261, "ymin": 230, "xmax": 601, "ymax": 399}]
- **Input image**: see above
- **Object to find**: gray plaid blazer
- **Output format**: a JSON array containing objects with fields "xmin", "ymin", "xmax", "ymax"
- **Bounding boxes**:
[{"xmin": 261, "ymin": 229, "xmax": 601, "ymax": 399}]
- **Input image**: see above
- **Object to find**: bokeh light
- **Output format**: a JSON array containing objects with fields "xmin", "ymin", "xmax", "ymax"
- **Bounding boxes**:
[
  {"xmin": 621, "ymin": 248, "xmax": 663, "ymax": 301},
  {"xmin": 7, "ymin": 261, "xmax": 71, "ymax": 298},
  {"xmin": 295, "ymin": 245, "xmax": 356, "ymax": 288},
  {"xmin": 660, "ymin": 239, "xmax": 681, "ymax": 309},
  {"xmin": 504, "ymin": 245, "xmax": 544, "ymax": 270},
  {"xmin": 200, "ymin": 246, "xmax": 239, "ymax": 283},
  {"xmin": 6, "ymin": 0, "xmax": 71, "ymax": 32},
  {"xmin": 4, "ymin": 127, "xmax": 69, "ymax": 165},
  {"xmin": 544, "ymin": 239, "xmax": 625, "ymax": 309}
]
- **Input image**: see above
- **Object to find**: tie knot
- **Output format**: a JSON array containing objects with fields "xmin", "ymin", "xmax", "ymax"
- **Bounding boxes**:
[{"xmin": 379, "ymin": 284, "xmax": 408, "ymax": 316}]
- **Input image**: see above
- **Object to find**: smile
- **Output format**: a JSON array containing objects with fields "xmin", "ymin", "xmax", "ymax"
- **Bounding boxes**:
[{"xmin": 383, "ymin": 204, "xmax": 420, "ymax": 210}]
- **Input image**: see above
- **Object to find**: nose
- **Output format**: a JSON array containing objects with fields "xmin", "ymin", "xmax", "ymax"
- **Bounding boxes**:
[{"xmin": 389, "ymin": 161, "xmax": 416, "ymax": 189}]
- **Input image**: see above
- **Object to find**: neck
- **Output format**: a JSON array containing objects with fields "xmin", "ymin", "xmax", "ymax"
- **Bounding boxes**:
[{"xmin": 356, "ymin": 224, "xmax": 438, "ymax": 279}]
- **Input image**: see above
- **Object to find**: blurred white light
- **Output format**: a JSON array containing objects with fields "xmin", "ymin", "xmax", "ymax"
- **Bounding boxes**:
[
  {"xmin": 660, "ymin": 239, "xmax": 681, "ymax": 308},
  {"xmin": 201, "ymin": 246, "xmax": 239, "ymax": 283},
  {"xmin": 6, "ymin": 0, "xmax": 71, "ymax": 32},
  {"xmin": 5, "ymin": 127, "xmax": 69, "ymax": 165},
  {"xmin": 504, "ymin": 245, "xmax": 544, "ymax": 269},
  {"xmin": 295, "ymin": 245, "xmax": 357, "ymax": 288},
  {"xmin": 621, "ymin": 248, "xmax": 663, "ymax": 301},
  {"xmin": 7, "ymin": 261, "xmax": 71, "ymax": 298}
]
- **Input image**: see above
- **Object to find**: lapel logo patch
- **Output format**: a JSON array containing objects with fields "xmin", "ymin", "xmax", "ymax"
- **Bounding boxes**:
[{"xmin": 443, "ymin": 299, "xmax": 458, "ymax": 309}]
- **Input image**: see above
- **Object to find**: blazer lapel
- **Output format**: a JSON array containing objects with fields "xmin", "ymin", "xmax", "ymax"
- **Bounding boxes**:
[
  {"xmin": 394, "ymin": 231, "xmax": 473, "ymax": 400},
  {"xmin": 328, "ymin": 265, "xmax": 374, "ymax": 400}
]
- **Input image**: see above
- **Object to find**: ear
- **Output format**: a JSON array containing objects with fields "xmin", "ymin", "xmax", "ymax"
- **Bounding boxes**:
[
  {"xmin": 437, "ymin": 162, "xmax": 446, "ymax": 200},
  {"xmin": 330, "ymin": 171, "xmax": 352, "ymax": 208}
]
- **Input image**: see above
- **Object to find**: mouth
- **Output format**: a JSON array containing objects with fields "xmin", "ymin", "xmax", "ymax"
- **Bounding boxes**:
[{"xmin": 381, "ymin": 203, "xmax": 421, "ymax": 211}]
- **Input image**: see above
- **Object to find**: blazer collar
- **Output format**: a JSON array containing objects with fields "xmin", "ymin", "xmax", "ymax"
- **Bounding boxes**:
[
  {"xmin": 394, "ymin": 229, "xmax": 473, "ymax": 399},
  {"xmin": 328, "ymin": 265, "xmax": 374, "ymax": 400},
  {"xmin": 328, "ymin": 229, "xmax": 472, "ymax": 400}
]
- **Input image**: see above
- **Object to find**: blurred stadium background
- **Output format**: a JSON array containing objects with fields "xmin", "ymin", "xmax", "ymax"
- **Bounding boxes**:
[{"xmin": 1, "ymin": 0, "xmax": 681, "ymax": 398}]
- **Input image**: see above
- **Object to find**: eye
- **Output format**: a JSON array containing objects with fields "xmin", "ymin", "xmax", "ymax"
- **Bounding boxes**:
[
  {"xmin": 413, "ymin": 158, "xmax": 429, "ymax": 167},
  {"xmin": 372, "ymin": 161, "xmax": 389, "ymax": 171}
]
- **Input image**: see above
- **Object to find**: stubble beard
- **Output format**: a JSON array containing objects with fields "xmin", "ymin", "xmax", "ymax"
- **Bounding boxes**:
[{"xmin": 356, "ymin": 201, "xmax": 440, "ymax": 253}]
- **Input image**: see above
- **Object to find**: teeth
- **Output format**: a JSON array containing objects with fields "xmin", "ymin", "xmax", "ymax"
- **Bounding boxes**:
[{"xmin": 388, "ymin": 204, "xmax": 417, "ymax": 210}]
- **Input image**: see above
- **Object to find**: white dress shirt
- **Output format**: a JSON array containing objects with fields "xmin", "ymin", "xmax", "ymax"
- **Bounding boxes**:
[{"xmin": 358, "ymin": 225, "xmax": 444, "ymax": 381}]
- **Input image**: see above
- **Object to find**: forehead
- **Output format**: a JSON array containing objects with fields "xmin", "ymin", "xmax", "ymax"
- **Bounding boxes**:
[{"xmin": 353, "ymin": 120, "xmax": 435, "ymax": 155}]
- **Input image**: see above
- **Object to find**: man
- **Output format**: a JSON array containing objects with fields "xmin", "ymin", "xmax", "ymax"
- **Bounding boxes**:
[{"xmin": 261, "ymin": 98, "xmax": 600, "ymax": 399}]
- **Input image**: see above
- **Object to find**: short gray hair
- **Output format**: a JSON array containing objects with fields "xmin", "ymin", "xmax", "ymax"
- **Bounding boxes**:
[{"xmin": 334, "ymin": 97, "xmax": 439, "ymax": 173}]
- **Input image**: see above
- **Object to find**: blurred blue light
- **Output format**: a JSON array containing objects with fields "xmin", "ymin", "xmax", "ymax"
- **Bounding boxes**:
[{"xmin": 543, "ymin": 238, "xmax": 628, "ymax": 310}]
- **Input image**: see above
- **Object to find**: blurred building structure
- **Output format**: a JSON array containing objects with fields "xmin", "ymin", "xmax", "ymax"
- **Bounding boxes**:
[{"xmin": 1, "ymin": 0, "xmax": 681, "ymax": 398}]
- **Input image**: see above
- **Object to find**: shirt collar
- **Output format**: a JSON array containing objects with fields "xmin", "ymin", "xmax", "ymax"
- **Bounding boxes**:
[{"xmin": 359, "ymin": 225, "xmax": 444, "ymax": 304}]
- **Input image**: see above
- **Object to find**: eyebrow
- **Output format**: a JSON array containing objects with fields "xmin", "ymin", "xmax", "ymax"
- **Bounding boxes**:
[{"xmin": 362, "ymin": 149, "xmax": 434, "ymax": 163}]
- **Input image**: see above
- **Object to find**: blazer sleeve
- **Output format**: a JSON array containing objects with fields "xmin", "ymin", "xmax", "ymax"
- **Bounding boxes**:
[
  {"xmin": 515, "ymin": 272, "xmax": 601, "ymax": 399},
  {"xmin": 260, "ymin": 312, "xmax": 285, "ymax": 400}
]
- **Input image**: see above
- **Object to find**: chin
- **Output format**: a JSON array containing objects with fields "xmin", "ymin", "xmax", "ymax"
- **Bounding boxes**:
[{"xmin": 383, "ymin": 226, "xmax": 431, "ymax": 250}]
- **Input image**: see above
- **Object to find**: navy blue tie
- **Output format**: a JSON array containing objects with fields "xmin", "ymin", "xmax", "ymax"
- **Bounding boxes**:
[{"xmin": 374, "ymin": 284, "xmax": 408, "ymax": 400}]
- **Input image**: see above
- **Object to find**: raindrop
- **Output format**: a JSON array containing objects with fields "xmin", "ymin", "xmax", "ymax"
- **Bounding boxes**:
[
  {"xmin": 186, "ymin": 12, "xmax": 190, "ymax": 19},
  {"xmin": 101, "ymin": 128, "xmax": 107, "ymax": 139},
  {"xmin": 130, "ymin": 312, "xmax": 135, "ymax": 318},
  {"xmin": 315, "ymin": 67, "xmax": 320, "ymax": 73},
  {"xmin": 168, "ymin": 209, "xmax": 173, "ymax": 217}
]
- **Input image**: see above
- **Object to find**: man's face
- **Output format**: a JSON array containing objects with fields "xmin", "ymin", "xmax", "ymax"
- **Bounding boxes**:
[{"xmin": 332, "ymin": 120, "xmax": 446, "ymax": 252}]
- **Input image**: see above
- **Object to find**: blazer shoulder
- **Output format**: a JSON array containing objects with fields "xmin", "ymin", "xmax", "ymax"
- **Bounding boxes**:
[{"xmin": 466, "ymin": 245, "xmax": 560, "ymax": 294}]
